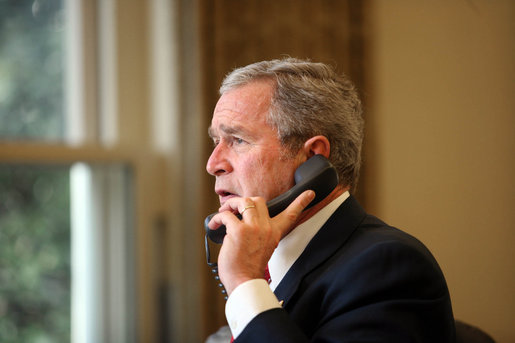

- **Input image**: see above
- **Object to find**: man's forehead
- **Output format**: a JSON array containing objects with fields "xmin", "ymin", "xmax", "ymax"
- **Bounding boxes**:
[
  {"xmin": 215, "ymin": 81, "xmax": 271, "ymax": 112},
  {"xmin": 214, "ymin": 94, "xmax": 268, "ymax": 117},
  {"xmin": 214, "ymin": 94, "xmax": 247, "ymax": 109}
]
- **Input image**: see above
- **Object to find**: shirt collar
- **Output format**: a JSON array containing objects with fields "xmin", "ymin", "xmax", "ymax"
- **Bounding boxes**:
[{"xmin": 268, "ymin": 191, "xmax": 350, "ymax": 291}]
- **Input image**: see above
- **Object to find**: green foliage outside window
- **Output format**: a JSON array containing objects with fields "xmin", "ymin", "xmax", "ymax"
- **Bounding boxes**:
[
  {"xmin": 0, "ymin": 166, "xmax": 71, "ymax": 343},
  {"xmin": 0, "ymin": 0, "xmax": 65, "ymax": 141},
  {"xmin": 0, "ymin": 0, "xmax": 71, "ymax": 341}
]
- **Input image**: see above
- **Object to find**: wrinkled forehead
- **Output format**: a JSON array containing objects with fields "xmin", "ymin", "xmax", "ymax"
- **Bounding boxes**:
[
  {"xmin": 215, "ymin": 81, "xmax": 272, "ymax": 113},
  {"xmin": 210, "ymin": 81, "xmax": 273, "ymax": 128}
]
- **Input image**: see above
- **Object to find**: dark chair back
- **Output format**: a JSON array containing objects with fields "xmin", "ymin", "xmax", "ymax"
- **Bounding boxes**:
[{"xmin": 455, "ymin": 320, "xmax": 495, "ymax": 343}]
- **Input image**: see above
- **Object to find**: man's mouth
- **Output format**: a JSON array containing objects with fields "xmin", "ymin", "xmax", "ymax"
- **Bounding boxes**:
[{"xmin": 216, "ymin": 190, "xmax": 239, "ymax": 203}]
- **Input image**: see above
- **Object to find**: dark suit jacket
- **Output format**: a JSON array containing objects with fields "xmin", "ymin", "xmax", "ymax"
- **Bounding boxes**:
[{"xmin": 235, "ymin": 196, "xmax": 456, "ymax": 342}]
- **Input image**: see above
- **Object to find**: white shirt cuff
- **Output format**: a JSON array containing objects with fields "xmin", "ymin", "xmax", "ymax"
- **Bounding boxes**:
[{"xmin": 225, "ymin": 278, "xmax": 281, "ymax": 339}]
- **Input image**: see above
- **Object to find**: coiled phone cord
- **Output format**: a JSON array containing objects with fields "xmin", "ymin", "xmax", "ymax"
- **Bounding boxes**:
[{"xmin": 205, "ymin": 234, "xmax": 228, "ymax": 300}]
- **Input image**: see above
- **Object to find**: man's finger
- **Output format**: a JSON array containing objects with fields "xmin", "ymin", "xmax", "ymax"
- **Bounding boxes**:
[
  {"xmin": 274, "ymin": 190, "xmax": 316, "ymax": 236},
  {"xmin": 208, "ymin": 211, "xmax": 240, "ymax": 230},
  {"xmin": 219, "ymin": 197, "xmax": 258, "ymax": 215}
]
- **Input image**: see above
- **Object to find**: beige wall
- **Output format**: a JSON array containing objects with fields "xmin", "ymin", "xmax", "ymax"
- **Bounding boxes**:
[{"xmin": 368, "ymin": 1, "xmax": 515, "ymax": 341}]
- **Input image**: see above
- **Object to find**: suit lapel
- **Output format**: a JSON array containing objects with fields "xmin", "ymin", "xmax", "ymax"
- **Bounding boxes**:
[{"xmin": 274, "ymin": 195, "xmax": 366, "ymax": 305}]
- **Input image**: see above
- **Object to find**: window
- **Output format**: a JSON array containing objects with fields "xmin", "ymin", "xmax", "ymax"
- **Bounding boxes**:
[
  {"xmin": 0, "ymin": 163, "xmax": 136, "ymax": 343},
  {"xmin": 0, "ymin": 1, "xmax": 138, "ymax": 342},
  {"xmin": 0, "ymin": 0, "xmax": 200, "ymax": 341}
]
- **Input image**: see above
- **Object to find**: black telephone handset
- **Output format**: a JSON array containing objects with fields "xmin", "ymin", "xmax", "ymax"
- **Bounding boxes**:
[
  {"xmin": 204, "ymin": 154, "xmax": 338, "ymax": 299},
  {"xmin": 204, "ymin": 154, "xmax": 339, "ymax": 244}
]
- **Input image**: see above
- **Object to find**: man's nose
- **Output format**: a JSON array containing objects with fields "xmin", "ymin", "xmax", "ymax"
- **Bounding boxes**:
[{"xmin": 206, "ymin": 143, "xmax": 232, "ymax": 176}]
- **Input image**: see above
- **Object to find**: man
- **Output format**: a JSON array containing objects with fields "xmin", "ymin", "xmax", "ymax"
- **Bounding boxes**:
[{"xmin": 206, "ymin": 58, "xmax": 455, "ymax": 342}]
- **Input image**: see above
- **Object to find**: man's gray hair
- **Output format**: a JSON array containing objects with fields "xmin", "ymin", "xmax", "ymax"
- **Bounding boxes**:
[{"xmin": 220, "ymin": 58, "xmax": 364, "ymax": 191}]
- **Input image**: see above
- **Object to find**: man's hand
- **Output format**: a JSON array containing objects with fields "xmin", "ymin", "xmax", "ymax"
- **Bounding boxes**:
[{"xmin": 208, "ymin": 190, "xmax": 316, "ymax": 295}]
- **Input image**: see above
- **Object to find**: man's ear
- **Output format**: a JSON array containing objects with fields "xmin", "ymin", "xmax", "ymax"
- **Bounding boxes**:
[{"xmin": 303, "ymin": 135, "xmax": 330, "ymax": 158}]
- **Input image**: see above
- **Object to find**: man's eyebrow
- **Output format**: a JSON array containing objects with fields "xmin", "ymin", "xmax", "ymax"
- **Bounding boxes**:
[{"xmin": 208, "ymin": 124, "xmax": 250, "ymax": 138}]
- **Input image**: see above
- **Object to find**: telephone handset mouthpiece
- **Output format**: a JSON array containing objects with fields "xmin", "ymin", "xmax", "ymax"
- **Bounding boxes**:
[{"xmin": 204, "ymin": 154, "xmax": 339, "ymax": 244}]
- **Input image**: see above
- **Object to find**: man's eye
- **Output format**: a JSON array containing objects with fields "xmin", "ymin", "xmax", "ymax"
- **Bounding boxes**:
[{"xmin": 228, "ymin": 136, "xmax": 245, "ymax": 146}]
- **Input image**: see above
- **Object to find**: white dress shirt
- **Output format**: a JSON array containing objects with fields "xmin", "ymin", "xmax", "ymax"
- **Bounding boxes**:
[{"xmin": 225, "ymin": 191, "xmax": 350, "ymax": 339}]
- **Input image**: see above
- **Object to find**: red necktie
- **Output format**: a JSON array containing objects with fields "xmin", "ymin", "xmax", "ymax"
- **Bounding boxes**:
[
  {"xmin": 230, "ymin": 266, "xmax": 271, "ymax": 342},
  {"xmin": 264, "ymin": 265, "xmax": 271, "ymax": 285}
]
